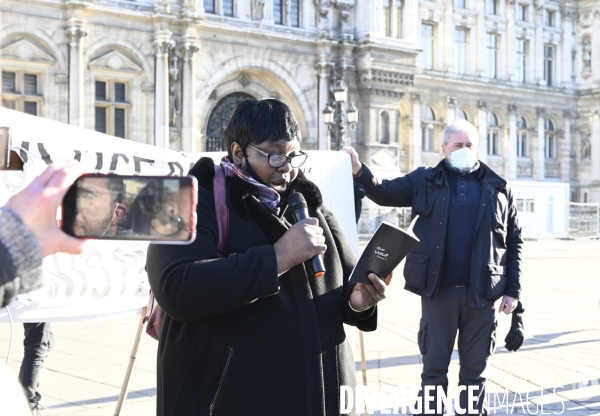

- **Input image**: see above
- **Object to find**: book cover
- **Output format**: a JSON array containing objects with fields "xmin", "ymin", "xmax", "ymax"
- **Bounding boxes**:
[{"xmin": 350, "ymin": 216, "xmax": 420, "ymax": 285}]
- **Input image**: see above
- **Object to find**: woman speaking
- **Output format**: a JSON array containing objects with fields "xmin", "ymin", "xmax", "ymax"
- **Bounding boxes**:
[{"xmin": 147, "ymin": 98, "xmax": 387, "ymax": 416}]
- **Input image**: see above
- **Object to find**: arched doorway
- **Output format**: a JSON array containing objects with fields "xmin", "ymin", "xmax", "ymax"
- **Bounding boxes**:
[{"xmin": 205, "ymin": 92, "xmax": 254, "ymax": 151}]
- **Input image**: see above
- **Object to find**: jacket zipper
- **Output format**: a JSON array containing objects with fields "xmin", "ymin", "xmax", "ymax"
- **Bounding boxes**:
[{"xmin": 209, "ymin": 346, "xmax": 234, "ymax": 416}]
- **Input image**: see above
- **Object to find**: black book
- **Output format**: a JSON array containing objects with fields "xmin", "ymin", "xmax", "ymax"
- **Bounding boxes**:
[{"xmin": 350, "ymin": 216, "xmax": 420, "ymax": 285}]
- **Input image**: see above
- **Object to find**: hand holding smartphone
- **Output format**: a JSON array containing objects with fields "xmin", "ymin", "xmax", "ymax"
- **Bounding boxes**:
[{"xmin": 61, "ymin": 174, "xmax": 198, "ymax": 243}]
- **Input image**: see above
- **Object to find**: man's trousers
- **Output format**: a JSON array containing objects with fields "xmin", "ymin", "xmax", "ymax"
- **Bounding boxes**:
[
  {"xmin": 18, "ymin": 322, "xmax": 54, "ymax": 402},
  {"xmin": 416, "ymin": 286, "xmax": 496, "ymax": 415}
]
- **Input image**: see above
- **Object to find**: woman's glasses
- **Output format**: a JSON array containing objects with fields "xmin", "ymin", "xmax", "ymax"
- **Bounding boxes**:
[{"xmin": 247, "ymin": 144, "xmax": 308, "ymax": 168}]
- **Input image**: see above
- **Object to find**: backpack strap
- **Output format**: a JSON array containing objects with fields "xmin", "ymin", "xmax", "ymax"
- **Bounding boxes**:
[{"xmin": 213, "ymin": 165, "xmax": 229, "ymax": 258}]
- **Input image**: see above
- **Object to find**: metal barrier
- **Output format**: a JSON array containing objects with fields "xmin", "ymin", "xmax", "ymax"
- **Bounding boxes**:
[{"xmin": 358, "ymin": 207, "xmax": 413, "ymax": 236}]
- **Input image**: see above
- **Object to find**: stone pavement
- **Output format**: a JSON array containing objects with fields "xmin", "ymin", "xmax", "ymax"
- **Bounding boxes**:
[{"xmin": 0, "ymin": 239, "xmax": 598, "ymax": 415}]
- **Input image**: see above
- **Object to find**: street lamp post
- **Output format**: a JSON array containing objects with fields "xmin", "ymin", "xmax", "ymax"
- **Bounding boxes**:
[{"xmin": 322, "ymin": 79, "xmax": 358, "ymax": 150}]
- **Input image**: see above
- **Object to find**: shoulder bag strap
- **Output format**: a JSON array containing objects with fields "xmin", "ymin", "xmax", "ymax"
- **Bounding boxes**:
[{"xmin": 213, "ymin": 165, "xmax": 229, "ymax": 258}]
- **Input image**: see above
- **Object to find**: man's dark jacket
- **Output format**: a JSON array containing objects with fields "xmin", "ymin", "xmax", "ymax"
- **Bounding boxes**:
[
  {"xmin": 355, "ymin": 159, "xmax": 523, "ymax": 308},
  {"xmin": 147, "ymin": 158, "xmax": 377, "ymax": 416}
]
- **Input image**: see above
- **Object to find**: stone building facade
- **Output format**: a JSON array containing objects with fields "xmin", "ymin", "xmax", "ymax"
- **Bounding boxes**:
[{"xmin": 1, "ymin": 0, "xmax": 599, "ymax": 202}]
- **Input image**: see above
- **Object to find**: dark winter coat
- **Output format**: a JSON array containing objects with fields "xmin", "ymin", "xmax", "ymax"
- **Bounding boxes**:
[
  {"xmin": 147, "ymin": 157, "xmax": 377, "ymax": 416},
  {"xmin": 355, "ymin": 159, "xmax": 523, "ymax": 308}
]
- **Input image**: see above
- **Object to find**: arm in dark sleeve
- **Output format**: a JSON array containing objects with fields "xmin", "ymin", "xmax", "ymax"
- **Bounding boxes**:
[
  {"xmin": 146, "ymin": 187, "xmax": 280, "ymax": 323},
  {"xmin": 322, "ymin": 206, "xmax": 377, "ymax": 332},
  {"xmin": 354, "ymin": 163, "xmax": 415, "ymax": 208},
  {"xmin": 504, "ymin": 187, "xmax": 523, "ymax": 299},
  {"xmin": 0, "ymin": 207, "xmax": 43, "ymax": 308}
]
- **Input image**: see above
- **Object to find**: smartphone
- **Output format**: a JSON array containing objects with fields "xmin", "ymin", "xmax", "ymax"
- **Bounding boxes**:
[{"xmin": 61, "ymin": 174, "xmax": 198, "ymax": 243}]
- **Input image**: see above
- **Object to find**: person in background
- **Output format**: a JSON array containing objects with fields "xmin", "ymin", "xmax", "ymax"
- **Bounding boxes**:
[
  {"xmin": 18, "ymin": 322, "xmax": 53, "ymax": 412},
  {"xmin": 344, "ymin": 119, "xmax": 523, "ymax": 415},
  {"xmin": 0, "ymin": 162, "xmax": 88, "ymax": 416}
]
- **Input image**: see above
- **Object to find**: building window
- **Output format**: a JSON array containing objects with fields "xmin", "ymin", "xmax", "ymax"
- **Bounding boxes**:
[
  {"xmin": 290, "ymin": 0, "xmax": 300, "ymax": 27},
  {"xmin": 382, "ymin": 1, "xmax": 390, "ymax": 36},
  {"xmin": 455, "ymin": 28, "xmax": 467, "ymax": 75},
  {"xmin": 380, "ymin": 111, "xmax": 390, "ymax": 144},
  {"xmin": 544, "ymin": 9, "xmax": 555, "ymax": 27},
  {"xmin": 486, "ymin": 33, "xmax": 498, "ymax": 79},
  {"xmin": 485, "ymin": 0, "xmax": 497, "ymax": 15},
  {"xmin": 1, "ymin": 70, "xmax": 42, "ymax": 116},
  {"xmin": 516, "ymin": 4, "xmax": 528, "ymax": 21},
  {"xmin": 223, "ymin": 0, "xmax": 234, "ymax": 16},
  {"xmin": 457, "ymin": 109, "xmax": 468, "ymax": 121},
  {"xmin": 487, "ymin": 112, "xmax": 499, "ymax": 155},
  {"xmin": 544, "ymin": 118, "xmax": 556, "ymax": 159},
  {"xmin": 273, "ymin": 0, "xmax": 283, "ymax": 24},
  {"xmin": 516, "ymin": 198, "xmax": 535, "ymax": 213},
  {"xmin": 394, "ymin": 1, "xmax": 403, "ymax": 38},
  {"xmin": 94, "ymin": 80, "xmax": 129, "ymax": 139},
  {"xmin": 204, "ymin": 0, "xmax": 215, "ymax": 13},
  {"xmin": 421, "ymin": 24, "xmax": 434, "ymax": 70},
  {"xmin": 421, "ymin": 106, "xmax": 436, "ymax": 152},
  {"xmin": 454, "ymin": 0, "xmax": 466, "ymax": 8},
  {"xmin": 516, "ymin": 39, "xmax": 527, "ymax": 83},
  {"xmin": 544, "ymin": 44, "xmax": 555, "ymax": 86},
  {"xmin": 517, "ymin": 116, "xmax": 529, "ymax": 157}
]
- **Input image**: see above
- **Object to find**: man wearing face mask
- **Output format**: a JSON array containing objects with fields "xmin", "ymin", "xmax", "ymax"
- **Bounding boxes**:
[{"xmin": 344, "ymin": 119, "xmax": 523, "ymax": 415}]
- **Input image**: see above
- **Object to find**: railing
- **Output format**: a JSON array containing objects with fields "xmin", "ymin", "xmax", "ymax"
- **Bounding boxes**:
[
  {"xmin": 206, "ymin": 137, "xmax": 227, "ymax": 152},
  {"xmin": 358, "ymin": 207, "xmax": 413, "ymax": 236},
  {"xmin": 569, "ymin": 202, "xmax": 600, "ymax": 237}
]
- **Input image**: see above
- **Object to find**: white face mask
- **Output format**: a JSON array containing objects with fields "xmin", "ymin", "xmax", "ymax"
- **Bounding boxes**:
[{"xmin": 449, "ymin": 147, "xmax": 478, "ymax": 171}]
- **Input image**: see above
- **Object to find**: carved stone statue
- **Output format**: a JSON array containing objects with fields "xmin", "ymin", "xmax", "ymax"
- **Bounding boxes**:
[
  {"xmin": 251, "ymin": 0, "xmax": 265, "ymax": 20},
  {"xmin": 168, "ymin": 55, "xmax": 180, "ymax": 128},
  {"xmin": 583, "ymin": 38, "xmax": 592, "ymax": 72},
  {"xmin": 582, "ymin": 132, "xmax": 592, "ymax": 159}
]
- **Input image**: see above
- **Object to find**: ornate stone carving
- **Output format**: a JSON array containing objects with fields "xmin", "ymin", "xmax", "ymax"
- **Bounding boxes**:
[
  {"xmin": 412, "ymin": 92, "xmax": 423, "ymax": 103},
  {"xmin": 182, "ymin": 0, "xmax": 198, "ymax": 19},
  {"xmin": 369, "ymin": 89, "xmax": 404, "ymax": 98},
  {"xmin": 168, "ymin": 55, "xmax": 180, "ymax": 128},
  {"xmin": 66, "ymin": 27, "xmax": 88, "ymax": 46},
  {"xmin": 154, "ymin": 0, "xmax": 170, "ymax": 13},
  {"xmin": 582, "ymin": 37, "xmax": 592, "ymax": 73},
  {"xmin": 89, "ymin": 50, "xmax": 143, "ymax": 73},
  {"xmin": 478, "ymin": 100, "xmax": 487, "ymax": 110},
  {"xmin": 508, "ymin": 104, "xmax": 518, "ymax": 114},
  {"xmin": 153, "ymin": 37, "xmax": 175, "ymax": 55},
  {"xmin": 536, "ymin": 107, "xmax": 546, "ymax": 117},
  {"xmin": 238, "ymin": 73, "xmax": 252, "ymax": 88},
  {"xmin": 447, "ymin": 96, "xmax": 457, "ymax": 106},
  {"xmin": 357, "ymin": 69, "xmax": 414, "ymax": 86},
  {"xmin": 581, "ymin": 132, "xmax": 592, "ymax": 159},
  {"xmin": 1, "ymin": 39, "xmax": 56, "ymax": 63},
  {"xmin": 179, "ymin": 41, "xmax": 199, "ymax": 59},
  {"xmin": 251, "ymin": 0, "xmax": 265, "ymax": 21}
]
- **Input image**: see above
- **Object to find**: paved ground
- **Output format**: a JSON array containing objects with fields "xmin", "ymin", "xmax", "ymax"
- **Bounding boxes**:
[{"xmin": 0, "ymin": 238, "xmax": 599, "ymax": 415}]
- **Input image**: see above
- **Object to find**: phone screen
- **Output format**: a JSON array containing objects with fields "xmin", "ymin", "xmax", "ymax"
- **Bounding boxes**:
[{"xmin": 62, "ymin": 174, "xmax": 197, "ymax": 243}]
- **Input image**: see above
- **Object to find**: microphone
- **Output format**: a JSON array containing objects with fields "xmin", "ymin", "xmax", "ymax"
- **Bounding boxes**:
[{"xmin": 287, "ymin": 192, "xmax": 326, "ymax": 278}]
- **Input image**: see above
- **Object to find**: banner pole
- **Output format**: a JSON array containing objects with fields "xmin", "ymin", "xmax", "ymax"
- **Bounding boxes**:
[
  {"xmin": 358, "ymin": 330, "xmax": 370, "ymax": 416},
  {"xmin": 114, "ymin": 306, "xmax": 147, "ymax": 416}
]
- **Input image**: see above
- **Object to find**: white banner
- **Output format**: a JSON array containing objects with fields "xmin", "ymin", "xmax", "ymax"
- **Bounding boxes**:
[{"xmin": 0, "ymin": 108, "xmax": 358, "ymax": 323}]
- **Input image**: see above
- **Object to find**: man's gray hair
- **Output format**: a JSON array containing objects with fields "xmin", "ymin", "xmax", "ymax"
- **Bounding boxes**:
[{"xmin": 443, "ymin": 119, "xmax": 479, "ymax": 146}]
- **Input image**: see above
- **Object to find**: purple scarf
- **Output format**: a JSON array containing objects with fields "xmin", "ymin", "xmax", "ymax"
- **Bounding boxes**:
[{"xmin": 220, "ymin": 157, "xmax": 281, "ymax": 215}]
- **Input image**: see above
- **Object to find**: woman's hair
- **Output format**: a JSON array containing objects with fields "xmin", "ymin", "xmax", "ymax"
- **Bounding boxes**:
[{"xmin": 224, "ymin": 98, "xmax": 301, "ymax": 160}]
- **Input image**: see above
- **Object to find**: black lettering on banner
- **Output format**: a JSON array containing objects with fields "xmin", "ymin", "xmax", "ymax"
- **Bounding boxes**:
[
  {"xmin": 133, "ymin": 156, "xmax": 155, "ymax": 175},
  {"xmin": 37, "ymin": 143, "xmax": 53, "ymax": 165},
  {"xmin": 112, "ymin": 248, "xmax": 138, "ymax": 296},
  {"xmin": 85, "ymin": 249, "xmax": 111, "ymax": 300},
  {"xmin": 95, "ymin": 152, "xmax": 103, "ymax": 171},
  {"xmin": 20, "ymin": 141, "xmax": 29, "ymax": 163},
  {"xmin": 167, "ymin": 161, "xmax": 184, "ymax": 176},
  {"xmin": 74, "ymin": 150, "xmax": 82, "ymax": 162},
  {"xmin": 109, "ymin": 154, "xmax": 130, "ymax": 173}
]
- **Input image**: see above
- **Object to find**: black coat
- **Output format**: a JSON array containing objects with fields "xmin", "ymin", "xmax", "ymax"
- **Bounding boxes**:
[
  {"xmin": 147, "ymin": 157, "xmax": 377, "ymax": 416},
  {"xmin": 355, "ymin": 160, "xmax": 523, "ymax": 307}
]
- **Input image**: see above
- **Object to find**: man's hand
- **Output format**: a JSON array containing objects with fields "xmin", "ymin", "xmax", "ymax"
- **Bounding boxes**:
[
  {"xmin": 505, "ymin": 301, "xmax": 525, "ymax": 352},
  {"xmin": 349, "ymin": 273, "xmax": 388, "ymax": 311},
  {"xmin": 6, "ymin": 162, "xmax": 89, "ymax": 257},
  {"xmin": 342, "ymin": 146, "xmax": 363, "ymax": 176},
  {"xmin": 498, "ymin": 295, "xmax": 517, "ymax": 315}
]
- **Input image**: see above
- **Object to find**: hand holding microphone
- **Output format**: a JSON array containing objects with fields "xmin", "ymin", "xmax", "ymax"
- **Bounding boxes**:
[{"xmin": 273, "ymin": 192, "xmax": 327, "ymax": 277}]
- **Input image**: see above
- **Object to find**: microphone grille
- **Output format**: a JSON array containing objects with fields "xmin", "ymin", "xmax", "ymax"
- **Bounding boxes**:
[{"xmin": 288, "ymin": 191, "xmax": 307, "ymax": 210}]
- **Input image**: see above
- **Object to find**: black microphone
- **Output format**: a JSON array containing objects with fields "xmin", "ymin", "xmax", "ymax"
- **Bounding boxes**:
[{"xmin": 287, "ymin": 192, "xmax": 326, "ymax": 278}]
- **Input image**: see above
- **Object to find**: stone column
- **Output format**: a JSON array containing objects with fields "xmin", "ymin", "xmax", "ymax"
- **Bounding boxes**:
[
  {"xmin": 506, "ymin": 104, "xmax": 518, "ymax": 179},
  {"xmin": 592, "ymin": 111, "xmax": 600, "ymax": 189},
  {"xmin": 593, "ymin": 11, "xmax": 600, "ymax": 83},
  {"xmin": 476, "ymin": 0, "xmax": 486, "ymax": 76},
  {"xmin": 560, "ymin": 110, "xmax": 572, "ymax": 182},
  {"xmin": 506, "ymin": 0, "xmax": 515, "ymax": 80},
  {"xmin": 534, "ymin": 0, "xmax": 544, "ymax": 84},
  {"xmin": 447, "ymin": 96, "xmax": 457, "ymax": 124},
  {"xmin": 443, "ymin": 0, "xmax": 454, "ymax": 72},
  {"xmin": 561, "ymin": 7, "xmax": 574, "ymax": 87},
  {"xmin": 534, "ymin": 107, "xmax": 546, "ymax": 180},
  {"xmin": 66, "ymin": 22, "xmax": 87, "ymax": 127},
  {"xmin": 316, "ymin": 60, "xmax": 331, "ymax": 150},
  {"xmin": 153, "ymin": 30, "xmax": 175, "ymax": 149},
  {"xmin": 411, "ymin": 92, "xmax": 423, "ymax": 169},
  {"xmin": 477, "ymin": 100, "xmax": 488, "ymax": 163},
  {"xmin": 180, "ymin": 38, "xmax": 199, "ymax": 153},
  {"xmin": 142, "ymin": 82, "xmax": 155, "ymax": 145}
]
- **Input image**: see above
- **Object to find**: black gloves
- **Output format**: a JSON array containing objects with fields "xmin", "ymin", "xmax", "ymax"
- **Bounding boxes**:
[{"xmin": 504, "ymin": 301, "xmax": 525, "ymax": 352}]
